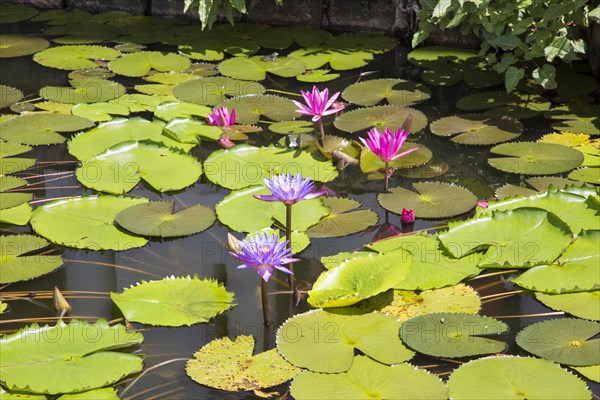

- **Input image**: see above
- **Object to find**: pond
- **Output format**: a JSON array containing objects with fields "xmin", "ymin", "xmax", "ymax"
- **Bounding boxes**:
[{"xmin": 0, "ymin": 6, "xmax": 599, "ymax": 400}]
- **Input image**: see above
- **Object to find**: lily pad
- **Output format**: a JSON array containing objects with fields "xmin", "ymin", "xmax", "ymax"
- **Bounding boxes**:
[
  {"xmin": 71, "ymin": 102, "xmax": 130, "ymax": 122},
  {"xmin": 569, "ymin": 167, "xmax": 600, "ymax": 184},
  {"xmin": 68, "ymin": 117, "xmax": 186, "ymax": 160},
  {"xmin": 342, "ymin": 78, "xmax": 431, "ymax": 107},
  {"xmin": 408, "ymin": 46, "xmax": 479, "ymax": 66},
  {"xmin": 277, "ymin": 309, "xmax": 414, "ymax": 373},
  {"xmin": 439, "ymin": 208, "xmax": 572, "ymax": 268},
  {"xmin": 76, "ymin": 141, "xmax": 202, "ymax": 194},
  {"xmin": 296, "ymin": 69, "xmax": 340, "ymax": 83},
  {"xmin": 307, "ymin": 249, "xmax": 412, "ymax": 308},
  {"xmin": 0, "ymin": 141, "xmax": 31, "ymax": 157},
  {"xmin": 0, "ymin": 202, "xmax": 32, "ymax": 225},
  {"xmin": 334, "ymin": 105, "xmax": 428, "ymax": 133},
  {"xmin": 290, "ymin": 355, "xmax": 447, "ymax": 400},
  {"xmin": 0, "ymin": 5, "xmax": 39, "ymax": 24},
  {"xmin": 0, "ymin": 85, "xmax": 23, "ymax": 109},
  {"xmin": 204, "ymin": 144, "xmax": 338, "ymax": 189},
  {"xmin": 288, "ymin": 47, "xmax": 374, "ymax": 71},
  {"xmin": 378, "ymin": 182, "xmax": 477, "ymax": 219},
  {"xmin": 68, "ymin": 67, "xmax": 115, "ymax": 80},
  {"xmin": 0, "ymin": 34, "xmax": 49, "ymax": 58},
  {"xmin": 512, "ymin": 230, "xmax": 600, "ymax": 293},
  {"xmin": 40, "ymin": 79, "xmax": 126, "ymax": 104},
  {"xmin": 367, "ymin": 235, "xmax": 481, "ymax": 289},
  {"xmin": 489, "ymin": 142, "xmax": 584, "ymax": 175},
  {"xmin": 216, "ymin": 185, "xmax": 329, "ymax": 232},
  {"xmin": 398, "ymin": 161, "xmax": 449, "ymax": 178},
  {"xmin": 0, "ymin": 319, "xmax": 143, "ymax": 395},
  {"xmin": 218, "ymin": 55, "xmax": 306, "ymax": 81},
  {"xmin": 30, "ymin": 195, "xmax": 149, "ymax": 251},
  {"xmin": 217, "ymin": 94, "xmax": 297, "ymax": 124},
  {"xmin": 57, "ymin": 388, "xmax": 118, "ymax": 400},
  {"xmin": 111, "ymin": 275, "xmax": 234, "ymax": 326},
  {"xmin": 269, "ymin": 120, "xmax": 314, "ymax": 135},
  {"xmin": 430, "ymin": 114, "xmax": 523, "ymax": 145},
  {"xmin": 360, "ymin": 143, "xmax": 433, "ymax": 173},
  {"xmin": 536, "ymin": 291, "xmax": 600, "ymax": 321},
  {"xmin": 401, "ymin": 313, "xmax": 508, "ymax": 357},
  {"xmin": 306, "ymin": 197, "xmax": 378, "ymax": 238},
  {"xmin": 0, "ymin": 178, "xmax": 31, "ymax": 210},
  {"xmin": 172, "ymin": 76, "xmax": 266, "ymax": 106},
  {"xmin": 0, "ymin": 113, "xmax": 94, "ymax": 145},
  {"xmin": 516, "ymin": 318, "xmax": 599, "ymax": 366},
  {"xmin": 109, "ymin": 94, "xmax": 177, "ymax": 113},
  {"xmin": 153, "ymin": 101, "xmax": 211, "ymax": 122},
  {"xmin": 109, "ymin": 51, "xmax": 191, "ymax": 77},
  {"xmin": 355, "ymin": 284, "xmax": 481, "ymax": 322},
  {"xmin": 572, "ymin": 365, "xmax": 600, "ymax": 383},
  {"xmin": 164, "ymin": 117, "xmax": 222, "ymax": 143},
  {"xmin": 115, "ymin": 201, "xmax": 215, "ymax": 237},
  {"xmin": 187, "ymin": 335, "xmax": 299, "ymax": 391},
  {"xmin": 33, "ymin": 45, "xmax": 121, "ymax": 71},
  {"xmin": 0, "ymin": 234, "xmax": 63, "ymax": 284},
  {"xmin": 447, "ymin": 356, "xmax": 591, "ymax": 400},
  {"xmin": 0, "ymin": 157, "xmax": 35, "ymax": 174},
  {"xmin": 32, "ymin": 9, "xmax": 90, "ymax": 25},
  {"xmin": 44, "ymin": 23, "xmax": 121, "ymax": 45}
]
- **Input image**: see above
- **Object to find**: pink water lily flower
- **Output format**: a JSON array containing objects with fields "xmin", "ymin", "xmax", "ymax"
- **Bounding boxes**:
[
  {"xmin": 293, "ymin": 86, "xmax": 345, "ymax": 122},
  {"xmin": 254, "ymin": 173, "xmax": 323, "ymax": 205},
  {"xmin": 207, "ymin": 106, "xmax": 236, "ymax": 127},
  {"xmin": 401, "ymin": 208, "xmax": 415, "ymax": 224}
]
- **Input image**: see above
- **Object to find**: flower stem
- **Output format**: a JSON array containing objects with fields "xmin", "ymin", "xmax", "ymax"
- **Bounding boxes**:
[
  {"xmin": 285, "ymin": 203, "xmax": 294, "ymax": 289},
  {"xmin": 384, "ymin": 161, "xmax": 390, "ymax": 191},
  {"xmin": 318, "ymin": 119, "xmax": 325, "ymax": 143},
  {"xmin": 261, "ymin": 278, "xmax": 270, "ymax": 326}
]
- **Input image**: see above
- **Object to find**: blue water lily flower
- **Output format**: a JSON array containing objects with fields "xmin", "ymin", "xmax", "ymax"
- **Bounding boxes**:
[{"xmin": 254, "ymin": 173, "xmax": 323, "ymax": 205}]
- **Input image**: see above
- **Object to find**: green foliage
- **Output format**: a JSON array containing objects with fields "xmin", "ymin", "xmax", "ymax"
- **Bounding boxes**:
[
  {"xmin": 182, "ymin": 0, "xmax": 249, "ymax": 30},
  {"xmin": 414, "ymin": 0, "xmax": 596, "ymax": 92}
]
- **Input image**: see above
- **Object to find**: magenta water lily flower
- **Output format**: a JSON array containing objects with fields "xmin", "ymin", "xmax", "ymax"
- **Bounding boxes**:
[
  {"xmin": 207, "ymin": 106, "xmax": 236, "ymax": 127},
  {"xmin": 229, "ymin": 233, "xmax": 299, "ymax": 282},
  {"xmin": 401, "ymin": 208, "xmax": 415, "ymax": 224},
  {"xmin": 254, "ymin": 173, "xmax": 323, "ymax": 205},
  {"xmin": 293, "ymin": 86, "xmax": 345, "ymax": 122}
]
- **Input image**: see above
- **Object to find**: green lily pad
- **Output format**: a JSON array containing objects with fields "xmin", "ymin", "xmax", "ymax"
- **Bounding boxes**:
[
  {"xmin": 68, "ymin": 117, "xmax": 188, "ymax": 160},
  {"xmin": 33, "ymin": 45, "xmax": 121, "ymax": 71},
  {"xmin": 296, "ymin": 69, "xmax": 340, "ymax": 82},
  {"xmin": 109, "ymin": 51, "xmax": 191, "ymax": 77},
  {"xmin": 0, "ymin": 34, "xmax": 49, "ymax": 58},
  {"xmin": 0, "ymin": 113, "xmax": 94, "ymax": 145},
  {"xmin": 268, "ymin": 120, "xmax": 314, "ymax": 135},
  {"xmin": 439, "ymin": 208, "xmax": 572, "ymax": 268},
  {"xmin": 306, "ymin": 197, "xmax": 378, "ymax": 238},
  {"xmin": 547, "ymin": 104, "xmax": 600, "ymax": 136},
  {"xmin": 218, "ymin": 56, "xmax": 305, "ymax": 81},
  {"xmin": 342, "ymin": 78, "xmax": 431, "ymax": 107},
  {"xmin": 398, "ymin": 160, "xmax": 449, "ymax": 178},
  {"xmin": 378, "ymin": 182, "xmax": 477, "ymax": 219},
  {"xmin": 408, "ymin": 46, "xmax": 479, "ymax": 66},
  {"xmin": 512, "ymin": 230, "xmax": 600, "ymax": 293},
  {"xmin": 115, "ymin": 200, "xmax": 215, "ymax": 237},
  {"xmin": 516, "ymin": 318, "xmax": 599, "ymax": 366},
  {"xmin": 216, "ymin": 185, "xmax": 329, "ymax": 232},
  {"xmin": 456, "ymin": 90, "xmax": 520, "ymax": 111},
  {"xmin": 495, "ymin": 184, "xmax": 540, "ymax": 200},
  {"xmin": 359, "ymin": 142, "xmax": 432, "ymax": 173},
  {"xmin": 40, "ymin": 79, "xmax": 126, "ymax": 104},
  {"xmin": 0, "ymin": 141, "xmax": 31, "ymax": 157},
  {"xmin": 447, "ymin": 356, "xmax": 591, "ymax": 400},
  {"xmin": 186, "ymin": 62, "xmax": 219, "ymax": 76},
  {"xmin": 30, "ymin": 195, "xmax": 149, "ymax": 251},
  {"xmin": 307, "ymin": 249, "xmax": 413, "ymax": 308},
  {"xmin": 0, "ymin": 202, "xmax": 32, "ymax": 225},
  {"xmin": 68, "ymin": 67, "xmax": 115, "ymax": 80},
  {"xmin": 355, "ymin": 284, "xmax": 481, "ymax": 322},
  {"xmin": 57, "ymin": 388, "xmax": 119, "ymax": 400},
  {"xmin": 367, "ymin": 234, "xmax": 481, "ymax": 289},
  {"xmin": 288, "ymin": 47, "xmax": 374, "ymax": 70},
  {"xmin": 164, "ymin": 117, "xmax": 222, "ymax": 143},
  {"xmin": 153, "ymin": 101, "xmax": 211, "ymax": 121},
  {"xmin": 204, "ymin": 144, "xmax": 338, "ymax": 189},
  {"xmin": 569, "ymin": 167, "xmax": 600, "ymax": 184},
  {"xmin": 217, "ymin": 94, "xmax": 298, "ymax": 124},
  {"xmin": 0, "ymin": 157, "xmax": 35, "ymax": 174},
  {"xmin": 482, "ymin": 186, "xmax": 598, "ymax": 233},
  {"xmin": 71, "ymin": 102, "xmax": 130, "ymax": 122},
  {"xmin": 320, "ymin": 251, "xmax": 373, "ymax": 269},
  {"xmin": 290, "ymin": 355, "xmax": 447, "ymax": 400},
  {"xmin": 536, "ymin": 291, "xmax": 600, "ymax": 320},
  {"xmin": 44, "ymin": 23, "xmax": 121, "ymax": 45},
  {"xmin": 430, "ymin": 114, "xmax": 523, "ymax": 145},
  {"xmin": 0, "ymin": 85, "xmax": 23, "ymax": 109},
  {"xmin": 572, "ymin": 365, "xmax": 600, "ymax": 383},
  {"xmin": 0, "ymin": 234, "xmax": 63, "ymax": 284},
  {"xmin": 334, "ymin": 105, "xmax": 428, "ymax": 133},
  {"xmin": 489, "ymin": 142, "xmax": 584, "ymax": 175},
  {"xmin": 76, "ymin": 141, "xmax": 202, "ymax": 194},
  {"xmin": 0, "ymin": 319, "xmax": 143, "ymax": 395},
  {"xmin": 32, "ymin": 9, "xmax": 90, "ymax": 25},
  {"xmin": 0, "ymin": 5, "xmax": 39, "ymax": 24},
  {"xmin": 277, "ymin": 309, "xmax": 414, "ymax": 373},
  {"xmin": 134, "ymin": 83, "xmax": 176, "ymax": 96},
  {"xmin": 172, "ymin": 76, "xmax": 266, "ymax": 106},
  {"xmin": 186, "ymin": 335, "xmax": 299, "ymax": 391},
  {"xmin": 111, "ymin": 275, "xmax": 234, "ymax": 326},
  {"xmin": 0, "ymin": 177, "xmax": 31, "ymax": 210},
  {"xmin": 401, "ymin": 313, "xmax": 508, "ymax": 357}
]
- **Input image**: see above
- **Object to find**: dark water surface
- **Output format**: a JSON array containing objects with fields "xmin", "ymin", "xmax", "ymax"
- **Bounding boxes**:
[{"xmin": 1, "ymin": 17, "xmax": 598, "ymax": 400}]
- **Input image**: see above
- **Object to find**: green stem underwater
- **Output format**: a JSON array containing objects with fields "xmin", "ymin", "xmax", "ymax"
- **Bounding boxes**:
[
  {"xmin": 318, "ymin": 119, "xmax": 325, "ymax": 143},
  {"xmin": 285, "ymin": 203, "xmax": 294, "ymax": 289},
  {"xmin": 261, "ymin": 278, "xmax": 270, "ymax": 326},
  {"xmin": 384, "ymin": 161, "xmax": 390, "ymax": 191}
]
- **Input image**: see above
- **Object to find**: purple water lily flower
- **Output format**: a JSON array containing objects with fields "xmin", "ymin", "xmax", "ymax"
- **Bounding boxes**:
[
  {"xmin": 229, "ymin": 233, "xmax": 299, "ymax": 282},
  {"xmin": 360, "ymin": 127, "xmax": 418, "ymax": 163},
  {"xmin": 292, "ymin": 86, "xmax": 345, "ymax": 122},
  {"xmin": 254, "ymin": 173, "xmax": 323, "ymax": 205},
  {"xmin": 207, "ymin": 106, "xmax": 236, "ymax": 127},
  {"xmin": 401, "ymin": 208, "xmax": 415, "ymax": 224}
]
